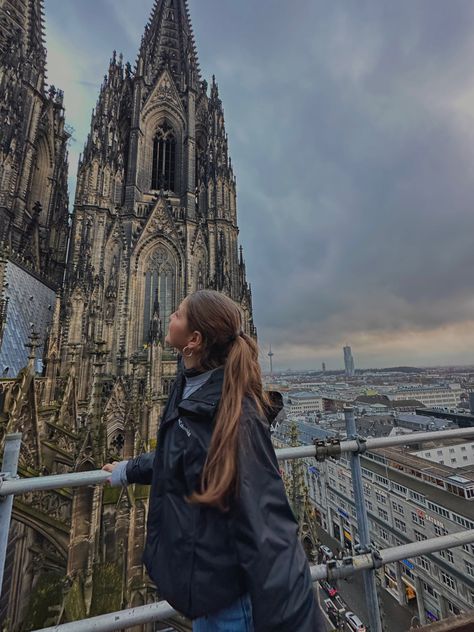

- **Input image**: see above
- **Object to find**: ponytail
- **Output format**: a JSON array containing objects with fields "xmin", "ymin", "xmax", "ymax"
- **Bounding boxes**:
[{"xmin": 185, "ymin": 291, "xmax": 269, "ymax": 511}]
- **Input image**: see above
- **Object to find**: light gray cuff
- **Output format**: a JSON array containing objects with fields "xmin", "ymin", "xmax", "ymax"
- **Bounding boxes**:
[{"xmin": 110, "ymin": 460, "xmax": 129, "ymax": 487}]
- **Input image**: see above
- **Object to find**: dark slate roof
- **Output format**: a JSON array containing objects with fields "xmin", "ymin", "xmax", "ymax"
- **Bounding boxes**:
[{"xmin": 0, "ymin": 261, "xmax": 55, "ymax": 376}]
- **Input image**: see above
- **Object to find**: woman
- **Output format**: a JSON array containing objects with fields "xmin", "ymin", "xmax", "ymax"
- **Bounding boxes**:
[{"xmin": 104, "ymin": 290, "xmax": 323, "ymax": 631}]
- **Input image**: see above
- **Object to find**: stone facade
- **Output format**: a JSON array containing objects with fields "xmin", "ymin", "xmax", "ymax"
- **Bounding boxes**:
[
  {"xmin": 0, "ymin": 1, "xmax": 255, "ymax": 630},
  {"xmin": 0, "ymin": 0, "xmax": 70, "ymax": 287}
]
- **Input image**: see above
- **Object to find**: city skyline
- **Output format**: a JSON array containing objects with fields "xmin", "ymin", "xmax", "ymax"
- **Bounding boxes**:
[{"xmin": 44, "ymin": 0, "xmax": 474, "ymax": 369}]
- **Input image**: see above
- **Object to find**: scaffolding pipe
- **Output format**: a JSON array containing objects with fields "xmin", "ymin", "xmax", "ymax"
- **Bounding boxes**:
[
  {"xmin": 345, "ymin": 407, "xmax": 382, "ymax": 632},
  {"xmin": 33, "ymin": 600, "xmax": 177, "ymax": 632},
  {"xmin": 0, "ymin": 432, "xmax": 21, "ymax": 599},
  {"xmin": 2, "ymin": 427, "xmax": 474, "ymax": 497},
  {"xmin": 310, "ymin": 529, "xmax": 474, "ymax": 580},
  {"xmin": 33, "ymin": 530, "xmax": 474, "ymax": 632},
  {"xmin": 0, "ymin": 469, "xmax": 111, "ymax": 496},
  {"xmin": 275, "ymin": 426, "xmax": 474, "ymax": 461}
]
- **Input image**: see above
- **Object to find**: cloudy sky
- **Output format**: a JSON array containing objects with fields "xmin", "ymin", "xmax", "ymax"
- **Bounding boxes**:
[{"xmin": 44, "ymin": 0, "xmax": 474, "ymax": 371}]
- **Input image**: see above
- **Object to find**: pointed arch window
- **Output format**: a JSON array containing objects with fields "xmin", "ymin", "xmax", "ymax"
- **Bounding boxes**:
[
  {"xmin": 152, "ymin": 122, "xmax": 176, "ymax": 192},
  {"xmin": 143, "ymin": 246, "xmax": 177, "ymax": 344}
]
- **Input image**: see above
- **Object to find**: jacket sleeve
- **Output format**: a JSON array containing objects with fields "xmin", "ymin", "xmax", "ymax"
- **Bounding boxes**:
[
  {"xmin": 230, "ymin": 410, "xmax": 324, "ymax": 632},
  {"xmin": 125, "ymin": 451, "xmax": 156, "ymax": 485}
]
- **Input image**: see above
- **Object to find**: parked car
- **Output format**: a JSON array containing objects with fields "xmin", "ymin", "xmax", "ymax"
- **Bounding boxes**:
[
  {"xmin": 320, "ymin": 544, "xmax": 334, "ymax": 559},
  {"xmin": 323, "ymin": 598, "xmax": 334, "ymax": 612},
  {"xmin": 345, "ymin": 611, "xmax": 366, "ymax": 631},
  {"xmin": 333, "ymin": 594, "xmax": 345, "ymax": 610},
  {"xmin": 323, "ymin": 599, "xmax": 345, "ymax": 627},
  {"xmin": 320, "ymin": 579, "xmax": 338, "ymax": 597}
]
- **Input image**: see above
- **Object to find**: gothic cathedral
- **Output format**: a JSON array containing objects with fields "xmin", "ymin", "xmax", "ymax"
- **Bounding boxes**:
[{"xmin": 0, "ymin": 1, "xmax": 255, "ymax": 630}]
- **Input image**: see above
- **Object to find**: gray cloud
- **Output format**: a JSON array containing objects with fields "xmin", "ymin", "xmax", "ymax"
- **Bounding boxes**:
[{"xmin": 45, "ymin": 0, "xmax": 474, "ymax": 368}]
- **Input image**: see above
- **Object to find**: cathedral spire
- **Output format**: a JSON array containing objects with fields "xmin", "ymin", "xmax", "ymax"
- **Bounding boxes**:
[
  {"xmin": 138, "ymin": 0, "xmax": 200, "ymax": 91},
  {"xmin": 28, "ymin": 0, "xmax": 47, "ymax": 62},
  {"xmin": 0, "ymin": 0, "xmax": 46, "ymax": 68}
]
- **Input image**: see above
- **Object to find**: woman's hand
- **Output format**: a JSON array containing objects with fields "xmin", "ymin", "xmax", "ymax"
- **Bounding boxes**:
[
  {"xmin": 102, "ymin": 462, "xmax": 120, "ymax": 474},
  {"xmin": 102, "ymin": 461, "xmax": 128, "ymax": 487}
]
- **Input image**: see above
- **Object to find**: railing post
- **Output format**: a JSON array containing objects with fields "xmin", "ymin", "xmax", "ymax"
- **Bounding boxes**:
[
  {"xmin": 0, "ymin": 432, "xmax": 21, "ymax": 600},
  {"xmin": 344, "ymin": 407, "xmax": 383, "ymax": 632}
]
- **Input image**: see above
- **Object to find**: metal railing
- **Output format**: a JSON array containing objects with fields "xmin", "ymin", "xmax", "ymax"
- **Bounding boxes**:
[
  {"xmin": 1, "ymin": 420, "xmax": 474, "ymax": 632},
  {"xmin": 23, "ymin": 530, "xmax": 474, "ymax": 632}
]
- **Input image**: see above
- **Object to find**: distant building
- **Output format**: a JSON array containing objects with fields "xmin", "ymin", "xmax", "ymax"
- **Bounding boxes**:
[
  {"xmin": 411, "ymin": 441, "xmax": 474, "ymax": 468},
  {"xmin": 318, "ymin": 448, "xmax": 474, "ymax": 623},
  {"xmin": 286, "ymin": 391, "xmax": 325, "ymax": 414},
  {"xmin": 300, "ymin": 443, "xmax": 474, "ymax": 624},
  {"xmin": 395, "ymin": 413, "xmax": 455, "ymax": 433},
  {"xmin": 322, "ymin": 362, "xmax": 326, "ymax": 373},
  {"xmin": 392, "ymin": 399, "xmax": 425, "ymax": 413},
  {"xmin": 416, "ymin": 409, "xmax": 474, "ymax": 429},
  {"xmin": 343, "ymin": 345, "xmax": 355, "ymax": 377},
  {"xmin": 390, "ymin": 385, "xmax": 462, "ymax": 409}
]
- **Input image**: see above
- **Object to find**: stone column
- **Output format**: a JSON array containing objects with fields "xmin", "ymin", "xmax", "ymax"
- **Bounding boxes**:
[
  {"xmin": 338, "ymin": 514, "xmax": 344, "ymax": 547},
  {"xmin": 438, "ymin": 593, "xmax": 449, "ymax": 620},
  {"xmin": 395, "ymin": 562, "xmax": 407, "ymax": 606},
  {"xmin": 414, "ymin": 575, "xmax": 427, "ymax": 625}
]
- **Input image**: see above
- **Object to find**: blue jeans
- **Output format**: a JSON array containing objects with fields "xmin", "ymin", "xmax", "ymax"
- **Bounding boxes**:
[{"xmin": 192, "ymin": 594, "xmax": 254, "ymax": 632}]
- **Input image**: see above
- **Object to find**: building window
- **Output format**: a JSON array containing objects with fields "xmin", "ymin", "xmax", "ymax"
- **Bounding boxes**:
[
  {"xmin": 394, "ymin": 518, "xmax": 406, "ymax": 533},
  {"xmin": 152, "ymin": 122, "xmax": 176, "ymax": 191},
  {"xmin": 376, "ymin": 492, "xmax": 387, "ymax": 505},
  {"xmin": 463, "ymin": 544, "xmax": 474, "ymax": 556},
  {"xmin": 465, "ymin": 560, "xmax": 474, "ymax": 578},
  {"xmin": 143, "ymin": 247, "xmax": 177, "ymax": 344},
  {"xmin": 412, "ymin": 511, "xmax": 425, "ymax": 527},
  {"xmin": 434, "ymin": 524, "xmax": 448, "ymax": 537},
  {"xmin": 392, "ymin": 502, "xmax": 404, "ymax": 515},
  {"xmin": 417, "ymin": 557, "xmax": 431, "ymax": 573},
  {"xmin": 439, "ymin": 549, "xmax": 454, "ymax": 564},
  {"xmin": 440, "ymin": 571, "xmax": 456, "ymax": 592},
  {"xmin": 447, "ymin": 602, "xmax": 461, "ymax": 616},
  {"xmin": 423, "ymin": 581, "xmax": 438, "ymax": 598},
  {"xmin": 378, "ymin": 508, "xmax": 389, "ymax": 522},
  {"xmin": 414, "ymin": 530, "xmax": 426, "ymax": 542},
  {"xmin": 379, "ymin": 528, "xmax": 389, "ymax": 541}
]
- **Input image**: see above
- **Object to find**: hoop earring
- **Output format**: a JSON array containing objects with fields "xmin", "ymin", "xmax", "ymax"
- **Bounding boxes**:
[{"xmin": 182, "ymin": 345, "xmax": 193, "ymax": 358}]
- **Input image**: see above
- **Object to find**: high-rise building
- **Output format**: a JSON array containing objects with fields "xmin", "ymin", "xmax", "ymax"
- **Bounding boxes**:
[
  {"xmin": 0, "ymin": 1, "xmax": 255, "ymax": 628},
  {"xmin": 343, "ymin": 345, "xmax": 355, "ymax": 377}
]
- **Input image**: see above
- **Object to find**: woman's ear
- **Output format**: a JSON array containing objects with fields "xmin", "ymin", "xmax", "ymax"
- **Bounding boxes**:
[{"xmin": 188, "ymin": 330, "xmax": 203, "ymax": 351}]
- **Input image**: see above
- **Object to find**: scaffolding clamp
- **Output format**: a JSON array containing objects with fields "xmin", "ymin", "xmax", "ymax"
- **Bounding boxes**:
[
  {"xmin": 352, "ymin": 436, "xmax": 367, "ymax": 455},
  {"xmin": 0, "ymin": 472, "xmax": 9, "ymax": 500},
  {"xmin": 313, "ymin": 438, "xmax": 341, "ymax": 462},
  {"xmin": 371, "ymin": 547, "xmax": 384, "ymax": 570},
  {"xmin": 325, "ymin": 558, "xmax": 339, "ymax": 581}
]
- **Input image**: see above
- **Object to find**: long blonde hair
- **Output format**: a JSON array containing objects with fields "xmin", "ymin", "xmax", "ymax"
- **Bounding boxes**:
[{"xmin": 185, "ymin": 290, "xmax": 268, "ymax": 510}]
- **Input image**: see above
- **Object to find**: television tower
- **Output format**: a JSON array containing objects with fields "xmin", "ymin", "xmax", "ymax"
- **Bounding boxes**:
[{"xmin": 268, "ymin": 345, "xmax": 274, "ymax": 375}]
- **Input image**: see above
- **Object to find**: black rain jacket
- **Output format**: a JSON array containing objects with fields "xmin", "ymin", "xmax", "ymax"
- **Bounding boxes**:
[{"xmin": 126, "ymin": 366, "xmax": 323, "ymax": 631}]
